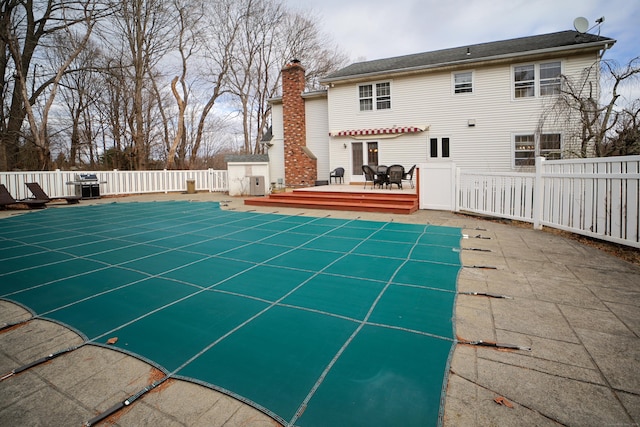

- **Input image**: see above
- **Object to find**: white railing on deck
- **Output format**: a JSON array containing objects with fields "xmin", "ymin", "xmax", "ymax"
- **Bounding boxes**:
[
  {"xmin": 457, "ymin": 156, "xmax": 640, "ymax": 249},
  {"xmin": 1, "ymin": 169, "xmax": 228, "ymax": 200}
]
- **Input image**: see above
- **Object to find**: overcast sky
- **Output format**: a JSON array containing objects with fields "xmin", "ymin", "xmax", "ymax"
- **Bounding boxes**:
[{"xmin": 286, "ymin": 0, "xmax": 638, "ymax": 66}]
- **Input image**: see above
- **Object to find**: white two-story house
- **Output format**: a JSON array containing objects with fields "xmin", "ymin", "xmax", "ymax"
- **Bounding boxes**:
[{"xmin": 266, "ymin": 30, "xmax": 615, "ymax": 187}]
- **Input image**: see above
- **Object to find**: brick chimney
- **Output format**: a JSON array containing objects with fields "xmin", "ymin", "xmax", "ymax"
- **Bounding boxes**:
[{"xmin": 281, "ymin": 59, "xmax": 317, "ymax": 187}]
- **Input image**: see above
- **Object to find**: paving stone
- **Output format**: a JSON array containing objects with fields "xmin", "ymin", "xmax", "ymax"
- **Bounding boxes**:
[
  {"xmin": 449, "ymin": 345, "xmax": 477, "ymax": 382},
  {"xmin": 478, "ymin": 347, "xmax": 604, "ymax": 386},
  {"xmin": 575, "ymin": 328, "xmax": 640, "ymax": 395},
  {"xmin": 528, "ymin": 277, "xmax": 606, "ymax": 309},
  {"xmin": 587, "ymin": 284, "xmax": 640, "ymax": 306},
  {"xmin": 194, "ymin": 394, "xmax": 244, "ymax": 426},
  {"xmin": 477, "ymin": 358, "xmax": 633, "ymax": 426},
  {"xmin": 568, "ymin": 265, "xmax": 640, "ymax": 288},
  {"xmin": 0, "ymin": 383, "xmax": 93, "ymax": 427},
  {"xmin": 0, "ymin": 371, "xmax": 48, "ymax": 412},
  {"xmin": 496, "ymin": 330, "xmax": 595, "ymax": 370},
  {"xmin": 443, "ymin": 373, "xmax": 560, "ymax": 427},
  {"xmin": 604, "ymin": 301, "xmax": 640, "ymax": 336},
  {"xmin": 504, "ymin": 258, "xmax": 576, "ymax": 280},
  {"xmin": 617, "ymin": 390, "xmax": 640, "ymax": 425},
  {"xmin": 492, "ymin": 298, "xmax": 578, "ymax": 343},
  {"xmin": 36, "ymin": 345, "xmax": 128, "ymax": 390},
  {"xmin": 0, "ymin": 319, "xmax": 83, "ymax": 367},
  {"xmin": 560, "ymin": 304, "xmax": 635, "ymax": 337},
  {"xmin": 455, "ymin": 297, "xmax": 494, "ymax": 341},
  {"xmin": 0, "ymin": 301, "xmax": 31, "ymax": 325},
  {"xmin": 124, "ymin": 379, "xmax": 222, "ymax": 425}
]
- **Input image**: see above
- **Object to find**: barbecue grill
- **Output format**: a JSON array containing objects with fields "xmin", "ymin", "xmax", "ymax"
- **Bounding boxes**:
[{"xmin": 70, "ymin": 173, "xmax": 101, "ymax": 199}]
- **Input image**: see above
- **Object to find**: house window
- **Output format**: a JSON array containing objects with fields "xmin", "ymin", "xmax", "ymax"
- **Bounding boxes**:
[
  {"xmin": 514, "ymin": 133, "xmax": 562, "ymax": 166},
  {"xmin": 352, "ymin": 142, "xmax": 363, "ymax": 174},
  {"xmin": 514, "ymin": 65, "xmax": 535, "ymax": 98},
  {"xmin": 359, "ymin": 85, "xmax": 373, "ymax": 111},
  {"xmin": 540, "ymin": 133, "xmax": 561, "ymax": 159},
  {"xmin": 352, "ymin": 142, "xmax": 380, "ymax": 174},
  {"xmin": 514, "ymin": 135, "xmax": 535, "ymax": 166},
  {"xmin": 442, "ymin": 138, "xmax": 450, "ymax": 157},
  {"xmin": 376, "ymin": 83, "xmax": 391, "ymax": 109},
  {"xmin": 514, "ymin": 61, "xmax": 562, "ymax": 98},
  {"xmin": 367, "ymin": 142, "xmax": 379, "ymax": 165},
  {"xmin": 540, "ymin": 62, "xmax": 562, "ymax": 95},
  {"xmin": 454, "ymin": 72, "xmax": 473, "ymax": 93},
  {"xmin": 359, "ymin": 82, "xmax": 391, "ymax": 111},
  {"xmin": 430, "ymin": 137, "xmax": 450, "ymax": 159}
]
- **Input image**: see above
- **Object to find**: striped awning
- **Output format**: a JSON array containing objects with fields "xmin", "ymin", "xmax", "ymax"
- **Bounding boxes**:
[{"xmin": 330, "ymin": 126, "xmax": 426, "ymax": 137}]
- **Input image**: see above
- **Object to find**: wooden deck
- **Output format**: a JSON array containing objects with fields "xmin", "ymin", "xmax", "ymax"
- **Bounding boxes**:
[{"xmin": 243, "ymin": 185, "xmax": 419, "ymax": 214}]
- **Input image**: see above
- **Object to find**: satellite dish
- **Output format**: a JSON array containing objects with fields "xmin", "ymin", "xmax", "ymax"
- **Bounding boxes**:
[{"xmin": 573, "ymin": 17, "xmax": 589, "ymax": 33}]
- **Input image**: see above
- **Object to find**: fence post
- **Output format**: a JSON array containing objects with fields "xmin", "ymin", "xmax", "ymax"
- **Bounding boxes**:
[
  {"xmin": 55, "ymin": 169, "xmax": 63, "ymax": 196},
  {"xmin": 533, "ymin": 157, "xmax": 544, "ymax": 230},
  {"xmin": 454, "ymin": 166, "xmax": 461, "ymax": 212}
]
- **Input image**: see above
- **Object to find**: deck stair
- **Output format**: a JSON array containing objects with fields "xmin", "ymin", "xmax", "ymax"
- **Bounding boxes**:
[{"xmin": 243, "ymin": 189, "xmax": 419, "ymax": 214}]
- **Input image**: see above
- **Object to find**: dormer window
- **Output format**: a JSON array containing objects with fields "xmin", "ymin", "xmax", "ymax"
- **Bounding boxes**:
[{"xmin": 359, "ymin": 82, "xmax": 391, "ymax": 111}]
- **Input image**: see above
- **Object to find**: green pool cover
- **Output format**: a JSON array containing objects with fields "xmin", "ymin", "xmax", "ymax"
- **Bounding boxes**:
[{"xmin": 0, "ymin": 201, "xmax": 462, "ymax": 426}]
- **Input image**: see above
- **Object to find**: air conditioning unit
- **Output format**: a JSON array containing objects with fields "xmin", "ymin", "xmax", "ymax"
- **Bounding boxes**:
[{"xmin": 249, "ymin": 176, "xmax": 265, "ymax": 196}]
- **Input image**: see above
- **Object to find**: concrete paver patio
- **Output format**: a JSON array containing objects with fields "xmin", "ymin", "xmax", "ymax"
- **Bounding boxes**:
[{"xmin": 1, "ymin": 191, "xmax": 638, "ymax": 426}]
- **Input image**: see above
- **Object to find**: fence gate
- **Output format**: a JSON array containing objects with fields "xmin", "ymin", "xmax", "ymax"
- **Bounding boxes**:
[{"xmin": 418, "ymin": 162, "xmax": 456, "ymax": 211}]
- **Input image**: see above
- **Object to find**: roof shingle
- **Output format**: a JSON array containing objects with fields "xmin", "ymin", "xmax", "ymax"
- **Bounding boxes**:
[{"xmin": 322, "ymin": 30, "xmax": 615, "ymax": 82}]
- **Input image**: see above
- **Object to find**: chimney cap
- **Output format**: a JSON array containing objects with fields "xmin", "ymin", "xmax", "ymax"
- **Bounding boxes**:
[{"xmin": 291, "ymin": 58, "xmax": 301, "ymax": 64}]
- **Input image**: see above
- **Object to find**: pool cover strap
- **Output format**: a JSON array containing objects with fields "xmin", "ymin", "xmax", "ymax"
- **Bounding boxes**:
[
  {"xmin": 462, "ymin": 339, "xmax": 531, "ymax": 351},
  {"xmin": 0, "ymin": 344, "xmax": 81, "ymax": 381},
  {"xmin": 84, "ymin": 377, "xmax": 169, "ymax": 426}
]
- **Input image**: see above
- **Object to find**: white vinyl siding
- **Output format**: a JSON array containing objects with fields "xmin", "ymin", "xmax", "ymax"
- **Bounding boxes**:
[
  {"xmin": 268, "ymin": 102, "xmax": 285, "ymax": 186},
  {"xmin": 326, "ymin": 53, "xmax": 597, "ymax": 171},
  {"xmin": 304, "ymin": 96, "xmax": 330, "ymax": 180}
]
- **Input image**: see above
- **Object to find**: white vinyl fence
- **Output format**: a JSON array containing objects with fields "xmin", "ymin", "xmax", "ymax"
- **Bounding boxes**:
[
  {"xmin": 457, "ymin": 156, "xmax": 640, "ymax": 248},
  {"xmin": 1, "ymin": 169, "xmax": 228, "ymax": 200},
  {"xmin": 3, "ymin": 157, "xmax": 639, "ymax": 248}
]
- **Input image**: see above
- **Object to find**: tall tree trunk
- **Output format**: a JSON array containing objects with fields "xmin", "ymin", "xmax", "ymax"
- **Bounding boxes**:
[{"xmin": 167, "ymin": 76, "xmax": 186, "ymax": 169}]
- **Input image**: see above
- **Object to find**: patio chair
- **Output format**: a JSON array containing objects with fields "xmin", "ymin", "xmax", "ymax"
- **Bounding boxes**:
[
  {"xmin": 387, "ymin": 164, "xmax": 404, "ymax": 189},
  {"xmin": 362, "ymin": 165, "xmax": 384, "ymax": 189},
  {"xmin": 402, "ymin": 164, "xmax": 416, "ymax": 189},
  {"xmin": 329, "ymin": 167, "xmax": 345, "ymax": 184},
  {"xmin": 25, "ymin": 182, "xmax": 81, "ymax": 204},
  {"xmin": 0, "ymin": 184, "xmax": 47, "ymax": 209},
  {"xmin": 375, "ymin": 165, "xmax": 390, "ymax": 188}
]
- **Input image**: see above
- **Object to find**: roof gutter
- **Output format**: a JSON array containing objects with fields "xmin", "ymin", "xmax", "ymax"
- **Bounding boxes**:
[{"xmin": 320, "ymin": 40, "xmax": 615, "ymax": 85}]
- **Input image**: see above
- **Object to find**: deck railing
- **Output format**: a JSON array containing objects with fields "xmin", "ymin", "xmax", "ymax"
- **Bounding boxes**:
[
  {"xmin": 1, "ymin": 169, "xmax": 228, "ymax": 200},
  {"xmin": 457, "ymin": 156, "xmax": 640, "ymax": 248}
]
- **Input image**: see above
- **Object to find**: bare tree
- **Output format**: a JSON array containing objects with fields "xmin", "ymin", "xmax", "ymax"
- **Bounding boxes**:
[
  {"xmin": 165, "ymin": 0, "xmax": 204, "ymax": 169},
  {"xmin": 542, "ymin": 56, "xmax": 640, "ymax": 158},
  {"xmin": 108, "ymin": 0, "xmax": 175, "ymax": 169},
  {"xmin": 7, "ymin": 1, "xmax": 103, "ymax": 169},
  {"xmin": 53, "ymin": 37, "xmax": 104, "ymax": 167},
  {"xmin": 226, "ymin": 0, "xmax": 348, "ymax": 155},
  {"xmin": 0, "ymin": 0, "xmax": 110, "ymax": 170},
  {"xmin": 600, "ymin": 100, "xmax": 640, "ymax": 156},
  {"xmin": 187, "ymin": 0, "xmax": 243, "ymax": 165}
]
